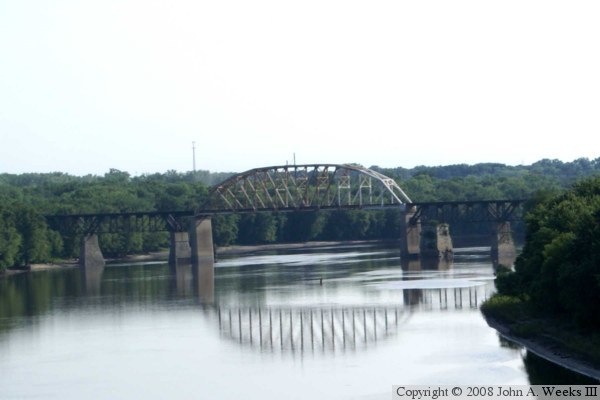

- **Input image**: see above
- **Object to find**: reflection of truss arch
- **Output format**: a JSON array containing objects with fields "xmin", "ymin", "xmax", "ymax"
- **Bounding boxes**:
[
  {"xmin": 215, "ymin": 306, "xmax": 410, "ymax": 354},
  {"xmin": 201, "ymin": 287, "xmax": 488, "ymax": 354},
  {"xmin": 199, "ymin": 164, "xmax": 412, "ymax": 213}
]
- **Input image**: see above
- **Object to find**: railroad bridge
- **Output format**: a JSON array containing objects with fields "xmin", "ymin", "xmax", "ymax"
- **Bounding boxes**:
[{"xmin": 46, "ymin": 164, "xmax": 524, "ymax": 271}]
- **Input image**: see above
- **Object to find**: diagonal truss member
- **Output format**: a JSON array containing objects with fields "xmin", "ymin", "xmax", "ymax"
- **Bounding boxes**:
[{"xmin": 199, "ymin": 164, "xmax": 412, "ymax": 213}]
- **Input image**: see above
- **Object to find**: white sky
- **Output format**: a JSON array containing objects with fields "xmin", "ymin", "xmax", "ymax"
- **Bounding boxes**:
[{"xmin": 1, "ymin": 0, "xmax": 599, "ymax": 175}]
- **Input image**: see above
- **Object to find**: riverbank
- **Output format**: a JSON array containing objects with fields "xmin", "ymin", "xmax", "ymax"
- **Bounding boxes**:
[
  {"xmin": 217, "ymin": 239, "xmax": 393, "ymax": 256},
  {"xmin": 118, "ymin": 239, "xmax": 397, "ymax": 262},
  {"xmin": 481, "ymin": 296, "xmax": 600, "ymax": 381},
  {"xmin": 1, "ymin": 261, "xmax": 78, "ymax": 279},
  {"xmin": 1, "ymin": 240, "xmax": 396, "ymax": 279}
]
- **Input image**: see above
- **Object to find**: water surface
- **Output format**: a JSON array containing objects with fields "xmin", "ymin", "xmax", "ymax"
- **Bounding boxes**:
[{"xmin": 0, "ymin": 245, "xmax": 593, "ymax": 399}]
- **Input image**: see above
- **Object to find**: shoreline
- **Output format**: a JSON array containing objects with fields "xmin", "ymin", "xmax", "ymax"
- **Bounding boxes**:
[
  {"xmin": 216, "ymin": 239, "xmax": 394, "ymax": 256},
  {"xmin": 1, "ymin": 261, "xmax": 79, "ymax": 278},
  {"xmin": 483, "ymin": 314, "xmax": 600, "ymax": 381},
  {"xmin": 1, "ymin": 240, "xmax": 395, "ymax": 278},
  {"xmin": 118, "ymin": 239, "xmax": 396, "ymax": 262}
]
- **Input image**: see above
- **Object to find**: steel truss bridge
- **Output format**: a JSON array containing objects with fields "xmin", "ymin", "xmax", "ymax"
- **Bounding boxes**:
[
  {"xmin": 45, "ymin": 164, "xmax": 527, "ymax": 234},
  {"xmin": 199, "ymin": 164, "xmax": 412, "ymax": 214}
]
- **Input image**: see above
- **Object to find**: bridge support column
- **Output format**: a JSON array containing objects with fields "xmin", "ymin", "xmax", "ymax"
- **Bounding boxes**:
[
  {"xmin": 169, "ymin": 232, "xmax": 192, "ymax": 267},
  {"xmin": 80, "ymin": 234, "xmax": 105, "ymax": 269},
  {"xmin": 190, "ymin": 217, "xmax": 215, "ymax": 265},
  {"xmin": 491, "ymin": 222, "xmax": 516, "ymax": 267},
  {"xmin": 190, "ymin": 217, "xmax": 215, "ymax": 303},
  {"xmin": 80, "ymin": 234, "xmax": 105, "ymax": 294},
  {"xmin": 422, "ymin": 223, "xmax": 454, "ymax": 260},
  {"xmin": 400, "ymin": 208, "xmax": 421, "ymax": 260}
]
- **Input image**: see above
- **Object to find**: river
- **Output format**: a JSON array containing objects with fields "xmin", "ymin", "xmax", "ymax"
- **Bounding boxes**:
[{"xmin": 0, "ymin": 244, "xmax": 595, "ymax": 399}]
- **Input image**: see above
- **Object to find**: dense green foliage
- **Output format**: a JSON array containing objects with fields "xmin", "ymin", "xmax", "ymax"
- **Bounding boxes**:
[
  {"xmin": 496, "ymin": 176, "xmax": 600, "ymax": 329},
  {"xmin": 1, "ymin": 158, "xmax": 599, "ymax": 270}
]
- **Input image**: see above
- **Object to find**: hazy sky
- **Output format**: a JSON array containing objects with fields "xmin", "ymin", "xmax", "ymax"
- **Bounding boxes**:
[{"xmin": 1, "ymin": 1, "xmax": 599, "ymax": 175}]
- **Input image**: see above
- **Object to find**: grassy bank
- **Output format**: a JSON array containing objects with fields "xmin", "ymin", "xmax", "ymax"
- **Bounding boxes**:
[{"xmin": 481, "ymin": 294, "xmax": 600, "ymax": 377}]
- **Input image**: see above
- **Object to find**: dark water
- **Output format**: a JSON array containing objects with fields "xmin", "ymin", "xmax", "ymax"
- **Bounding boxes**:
[{"xmin": 0, "ymin": 245, "xmax": 595, "ymax": 399}]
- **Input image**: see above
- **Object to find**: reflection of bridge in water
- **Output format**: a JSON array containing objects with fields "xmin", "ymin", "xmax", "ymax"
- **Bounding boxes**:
[
  {"xmin": 216, "ymin": 306, "xmax": 408, "ymax": 353},
  {"xmin": 210, "ymin": 285, "xmax": 490, "ymax": 354}
]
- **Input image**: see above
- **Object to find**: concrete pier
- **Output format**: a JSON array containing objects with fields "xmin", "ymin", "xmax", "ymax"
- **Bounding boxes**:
[
  {"xmin": 190, "ymin": 216, "xmax": 215, "ymax": 303},
  {"xmin": 400, "ymin": 208, "xmax": 421, "ymax": 260},
  {"xmin": 421, "ymin": 223, "xmax": 453, "ymax": 260},
  {"xmin": 80, "ymin": 234, "xmax": 105, "ymax": 269},
  {"xmin": 190, "ymin": 217, "xmax": 215, "ymax": 265},
  {"xmin": 80, "ymin": 234, "xmax": 105, "ymax": 294},
  {"xmin": 169, "ymin": 231, "xmax": 192, "ymax": 267},
  {"xmin": 400, "ymin": 208, "xmax": 453, "ymax": 260},
  {"xmin": 491, "ymin": 222, "xmax": 517, "ymax": 267}
]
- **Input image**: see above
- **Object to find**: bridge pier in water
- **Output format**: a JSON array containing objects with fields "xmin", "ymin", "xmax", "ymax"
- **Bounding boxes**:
[
  {"xmin": 169, "ymin": 232, "xmax": 192, "ymax": 268},
  {"xmin": 190, "ymin": 216, "xmax": 215, "ymax": 264},
  {"xmin": 190, "ymin": 216, "xmax": 215, "ymax": 303},
  {"xmin": 80, "ymin": 234, "xmax": 105, "ymax": 294},
  {"xmin": 400, "ymin": 209, "xmax": 453, "ymax": 261},
  {"xmin": 400, "ymin": 208, "xmax": 421, "ymax": 260},
  {"xmin": 491, "ymin": 222, "xmax": 517, "ymax": 267},
  {"xmin": 421, "ymin": 223, "xmax": 453, "ymax": 260},
  {"xmin": 80, "ymin": 234, "xmax": 105, "ymax": 269}
]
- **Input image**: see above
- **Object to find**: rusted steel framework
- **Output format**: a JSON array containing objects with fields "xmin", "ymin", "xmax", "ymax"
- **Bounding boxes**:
[
  {"xmin": 45, "ymin": 211, "xmax": 194, "ymax": 235},
  {"xmin": 198, "ymin": 164, "xmax": 412, "ymax": 214},
  {"xmin": 408, "ymin": 200, "xmax": 526, "ymax": 224}
]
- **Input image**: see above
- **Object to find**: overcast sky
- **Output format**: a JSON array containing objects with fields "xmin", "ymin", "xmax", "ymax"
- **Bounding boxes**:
[{"xmin": 1, "ymin": 0, "xmax": 599, "ymax": 176}]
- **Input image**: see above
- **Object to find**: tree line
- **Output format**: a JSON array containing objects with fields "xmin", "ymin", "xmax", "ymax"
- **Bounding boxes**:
[
  {"xmin": 1, "ymin": 157, "xmax": 600, "ymax": 270},
  {"xmin": 494, "ymin": 175, "xmax": 600, "ymax": 329}
]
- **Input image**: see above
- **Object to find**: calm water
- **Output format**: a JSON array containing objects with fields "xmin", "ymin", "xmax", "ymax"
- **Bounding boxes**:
[{"xmin": 0, "ymin": 245, "xmax": 595, "ymax": 399}]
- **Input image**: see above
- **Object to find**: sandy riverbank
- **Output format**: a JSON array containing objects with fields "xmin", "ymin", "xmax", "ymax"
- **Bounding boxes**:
[
  {"xmin": 116, "ymin": 240, "xmax": 395, "ymax": 261},
  {"xmin": 1, "ymin": 261, "xmax": 78, "ymax": 279},
  {"xmin": 216, "ymin": 239, "xmax": 392, "ymax": 255},
  {"xmin": 1, "ymin": 240, "xmax": 396, "ymax": 279},
  {"xmin": 483, "ymin": 315, "xmax": 600, "ymax": 381}
]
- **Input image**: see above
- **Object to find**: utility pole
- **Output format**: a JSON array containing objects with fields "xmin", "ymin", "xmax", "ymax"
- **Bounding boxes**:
[{"xmin": 192, "ymin": 141, "xmax": 196, "ymax": 172}]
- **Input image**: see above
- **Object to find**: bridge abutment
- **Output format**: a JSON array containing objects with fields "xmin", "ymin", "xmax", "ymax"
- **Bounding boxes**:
[
  {"xmin": 491, "ymin": 222, "xmax": 517, "ymax": 267},
  {"xmin": 169, "ymin": 231, "xmax": 192, "ymax": 267}
]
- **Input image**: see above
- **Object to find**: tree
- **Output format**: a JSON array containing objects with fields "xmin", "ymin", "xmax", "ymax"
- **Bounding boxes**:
[
  {"xmin": 496, "ymin": 176, "xmax": 600, "ymax": 329},
  {"xmin": 15, "ymin": 206, "xmax": 52, "ymax": 265},
  {"xmin": 0, "ymin": 208, "xmax": 22, "ymax": 269}
]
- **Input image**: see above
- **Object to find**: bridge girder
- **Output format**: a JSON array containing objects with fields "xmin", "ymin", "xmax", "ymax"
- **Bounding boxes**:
[
  {"xmin": 198, "ymin": 164, "xmax": 412, "ymax": 214},
  {"xmin": 45, "ymin": 211, "xmax": 194, "ymax": 235},
  {"xmin": 408, "ymin": 200, "xmax": 526, "ymax": 224}
]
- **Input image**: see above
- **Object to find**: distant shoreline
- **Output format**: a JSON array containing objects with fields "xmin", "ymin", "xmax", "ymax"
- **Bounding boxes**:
[
  {"xmin": 115, "ymin": 239, "xmax": 397, "ymax": 261},
  {"xmin": 1, "ymin": 240, "xmax": 397, "ymax": 279}
]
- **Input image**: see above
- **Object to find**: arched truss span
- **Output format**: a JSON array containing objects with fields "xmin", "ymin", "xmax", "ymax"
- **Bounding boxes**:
[{"xmin": 199, "ymin": 164, "xmax": 412, "ymax": 213}]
